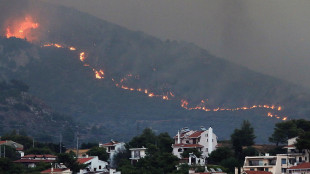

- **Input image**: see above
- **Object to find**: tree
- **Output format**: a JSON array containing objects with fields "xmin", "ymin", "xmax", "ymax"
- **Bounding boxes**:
[
  {"xmin": 220, "ymin": 157, "xmax": 240, "ymax": 174},
  {"xmin": 181, "ymin": 148, "xmax": 202, "ymax": 158},
  {"xmin": 231, "ymin": 120, "xmax": 256, "ymax": 158},
  {"xmin": 208, "ymin": 147, "xmax": 233, "ymax": 164},
  {"xmin": 269, "ymin": 121, "xmax": 298, "ymax": 146},
  {"xmin": 86, "ymin": 147, "xmax": 109, "ymax": 161},
  {"xmin": 295, "ymin": 131, "xmax": 310, "ymax": 154}
]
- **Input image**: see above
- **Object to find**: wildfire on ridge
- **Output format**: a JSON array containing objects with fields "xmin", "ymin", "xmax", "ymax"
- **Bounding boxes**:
[
  {"xmin": 38, "ymin": 39, "xmax": 290, "ymax": 121},
  {"xmin": 5, "ymin": 15, "xmax": 39, "ymax": 42},
  {"xmin": 181, "ymin": 99, "xmax": 287, "ymax": 120}
]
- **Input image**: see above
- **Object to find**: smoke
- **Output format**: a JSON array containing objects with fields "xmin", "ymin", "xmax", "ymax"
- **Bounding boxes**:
[{"xmin": 40, "ymin": 0, "xmax": 310, "ymax": 88}]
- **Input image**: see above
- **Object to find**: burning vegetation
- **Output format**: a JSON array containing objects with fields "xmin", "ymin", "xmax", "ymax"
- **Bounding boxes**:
[
  {"xmin": 5, "ymin": 15, "xmax": 39, "ymax": 42},
  {"xmin": 3, "ymin": 15, "xmax": 288, "ymax": 121}
]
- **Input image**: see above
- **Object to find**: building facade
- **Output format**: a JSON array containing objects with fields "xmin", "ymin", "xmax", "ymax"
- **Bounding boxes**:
[{"xmin": 172, "ymin": 126, "xmax": 218, "ymax": 159}]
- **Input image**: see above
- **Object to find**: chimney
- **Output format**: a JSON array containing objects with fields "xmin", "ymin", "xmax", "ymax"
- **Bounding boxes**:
[
  {"xmin": 208, "ymin": 127, "xmax": 213, "ymax": 153},
  {"xmin": 177, "ymin": 130, "xmax": 180, "ymax": 144}
]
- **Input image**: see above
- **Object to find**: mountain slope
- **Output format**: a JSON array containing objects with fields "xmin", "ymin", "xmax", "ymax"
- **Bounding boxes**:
[{"xmin": 0, "ymin": 0, "xmax": 309, "ymax": 143}]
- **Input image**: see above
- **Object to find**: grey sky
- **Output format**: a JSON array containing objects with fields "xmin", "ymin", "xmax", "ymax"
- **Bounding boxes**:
[{"xmin": 42, "ymin": 0, "xmax": 310, "ymax": 88}]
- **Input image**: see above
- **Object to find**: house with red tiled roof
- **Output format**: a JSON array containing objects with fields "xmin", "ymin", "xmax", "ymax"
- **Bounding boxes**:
[
  {"xmin": 172, "ymin": 126, "xmax": 218, "ymax": 160},
  {"xmin": 287, "ymin": 162, "xmax": 310, "ymax": 174},
  {"xmin": 99, "ymin": 140, "xmax": 125, "ymax": 162},
  {"xmin": 77, "ymin": 156, "xmax": 108, "ymax": 173},
  {"xmin": 14, "ymin": 154, "xmax": 57, "ymax": 168}
]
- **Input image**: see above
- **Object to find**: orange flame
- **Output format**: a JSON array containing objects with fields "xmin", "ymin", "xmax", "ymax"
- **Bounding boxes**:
[
  {"xmin": 5, "ymin": 16, "xmax": 39, "ymax": 42},
  {"xmin": 80, "ymin": 52, "xmax": 86, "ymax": 62}
]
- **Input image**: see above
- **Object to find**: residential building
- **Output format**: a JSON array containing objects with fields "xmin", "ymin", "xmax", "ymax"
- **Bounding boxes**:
[
  {"xmin": 77, "ymin": 156, "xmax": 108, "ymax": 173},
  {"xmin": 240, "ymin": 137, "xmax": 309, "ymax": 174},
  {"xmin": 99, "ymin": 140, "xmax": 125, "ymax": 156},
  {"xmin": 241, "ymin": 153, "xmax": 295, "ymax": 174},
  {"xmin": 129, "ymin": 147, "xmax": 147, "ymax": 164},
  {"xmin": 284, "ymin": 137, "xmax": 309, "ymax": 164},
  {"xmin": 287, "ymin": 162, "xmax": 310, "ymax": 174},
  {"xmin": 172, "ymin": 126, "xmax": 218, "ymax": 159},
  {"xmin": 0, "ymin": 140, "xmax": 24, "ymax": 157},
  {"xmin": 14, "ymin": 154, "xmax": 57, "ymax": 168}
]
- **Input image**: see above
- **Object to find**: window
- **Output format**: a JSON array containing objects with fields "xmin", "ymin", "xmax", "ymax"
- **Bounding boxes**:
[
  {"xmin": 265, "ymin": 168, "xmax": 269, "ymax": 172},
  {"xmin": 207, "ymin": 139, "xmax": 208, "ymax": 142},
  {"xmin": 281, "ymin": 158, "xmax": 286, "ymax": 164},
  {"xmin": 206, "ymin": 148, "xmax": 208, "ymax": 152},
  {"xmin": 178, "ymin": 148, "xmax": 182, "ymax": 152},
  {"xmin": 212, "ymin": 139, "xmax": 213, "ymax": 142},
  {"xmin": 99, "ymin": 165, "xmax": 101, "ymax": 169},
  {"xmin": 186, "ymin": 140, "xmax": 189, "ymax": 144}
]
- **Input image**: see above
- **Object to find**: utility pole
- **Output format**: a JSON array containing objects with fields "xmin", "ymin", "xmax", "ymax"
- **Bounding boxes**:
[
  {"xmin": 4, "ymin": 141, "xmax": 6, "ymax": 158},
  {"xmin": 59, "ymin": 133, "xmax": 62, "ymax": 154},
  {"xmin": 76, "ymin": 132, "xmax": 79, "ymax": 158}
]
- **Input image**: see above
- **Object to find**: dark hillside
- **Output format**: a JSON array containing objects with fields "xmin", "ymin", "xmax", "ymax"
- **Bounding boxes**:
[{"xmin": 0, "ymin": 0, "xmax": 309, "ymax": 143}]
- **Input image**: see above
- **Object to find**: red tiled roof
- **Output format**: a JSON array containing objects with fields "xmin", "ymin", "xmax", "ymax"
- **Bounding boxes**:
[
  {"xmin": 288, "ymin": 162, "xmax": 310, "ymax": 169},
  {"xmin": 173, "ymin": 143, "xmax": 203, "ymax": 148},
  {"xmin": 41, "ymin": 168, "xmax": 70, "ymax": 173},
  {"xmin": 102, "ymin": 141, "xmax": 119, "ymax": 146},
  {"xmin": 283, "ymin": 145, "xmax": 295, "ymax": 148},
  {"xmin": 189, "ymin": 131, "xmax": 204, "ymax": 138},
  {"xmin": 22, "ymin": 154, "xmax": 56, "ymax": 158},
  {"xmin": 0, "ymin": 141, "xmax": 6, "ymax": 144},
  {"xmin": 77, "ymin": 157, "xmax": 93, "ymax": 164},
  {"xmin": 14, "ymin": 159, "xmax": 56, "ymax": 163},
  {"xmin": 243, "ymin": 171, "xmax": 272, "ymax": 174}
]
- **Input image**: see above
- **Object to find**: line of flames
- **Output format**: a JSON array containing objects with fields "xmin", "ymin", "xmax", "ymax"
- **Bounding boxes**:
[{"xmin": 41, "ymin": 42, "xmax": 288, "ymax": 121}]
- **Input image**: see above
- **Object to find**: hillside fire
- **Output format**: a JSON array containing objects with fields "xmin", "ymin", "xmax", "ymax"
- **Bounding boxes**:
[{"xmin": 5, "ymin": 15, "xmax": 39, "ymax": 42}]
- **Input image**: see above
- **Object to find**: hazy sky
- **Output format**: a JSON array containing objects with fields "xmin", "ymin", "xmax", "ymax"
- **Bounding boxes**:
[{"xmin": 42, "ymin": 0, "xmax": 310, "ymax": 88}]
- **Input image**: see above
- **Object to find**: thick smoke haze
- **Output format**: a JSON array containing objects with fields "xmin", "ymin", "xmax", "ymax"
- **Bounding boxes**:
[{"xmin": 42, "ymin": 0, "xmax": 310, "ymax": 88}]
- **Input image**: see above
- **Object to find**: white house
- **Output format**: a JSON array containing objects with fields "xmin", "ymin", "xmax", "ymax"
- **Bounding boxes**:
[
  {"xmin": 77, "ymin": 156, "xmax": 108, "ymax": 173},
  {"xmin": 172, "ymin": 126, "xmax": 218, "ymax": 159},
  {"xmin": 99, "ymin": 140, "xmax": 125, "ymax": 158},
  {"xmin": 129, "ymin": 147, "xmax": 147, "ymax": 164}
]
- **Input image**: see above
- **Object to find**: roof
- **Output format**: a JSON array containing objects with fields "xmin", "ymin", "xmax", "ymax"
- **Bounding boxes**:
[
  {"xmin": 173, "ymin": 143, "xmax": 203, "ymax": 148},
  {"xmin": 77, "ymin": 157, "xmax": 93, "ymax": 164},
  {"xmin": 283, "ymin": 145, "xmax": 295, "ymax": 148},
  {"xmin": 188, "ymin": 131, "xmax": 204, "ymax": 138},
  {"xmin": 288, "ymin": 162, "xmax": 310, "ymax": 170},
  {"xmin": 0, "ymin": 141, "xmax": 6, "ymax": 144},
  {"xmin": 22, "ymin": 154, "xmax": 57, "ymax": 158},
  {"xmin": 243, "ymin": 171, "xmax": 272, "ymax": 174},
  {"xmin": 102, "ymin": 141, "xmax": 120, "ymax": 146},
  {"xmin": 14, "ymin": 159, "xmax": 56, "ymax": 163},
  {"xmin": 41, "ymin": 168, "xmax": 70, "ymax": 173}
]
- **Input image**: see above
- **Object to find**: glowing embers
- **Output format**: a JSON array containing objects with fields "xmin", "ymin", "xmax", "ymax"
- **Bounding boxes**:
[
  {"xmin": 181, "ymin": 99, "xmax": 287, "ymax": 120},
  {"xmin": 5, "ymin": 15, "xmax": 39, "ymax": 42},
  {"xmin": 80, "ymin": 52, "xmax": 85, "ymax": 62},
  {"xmin": 94, "ymin": 69, "xmax": 105, "ymax": 79}
]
